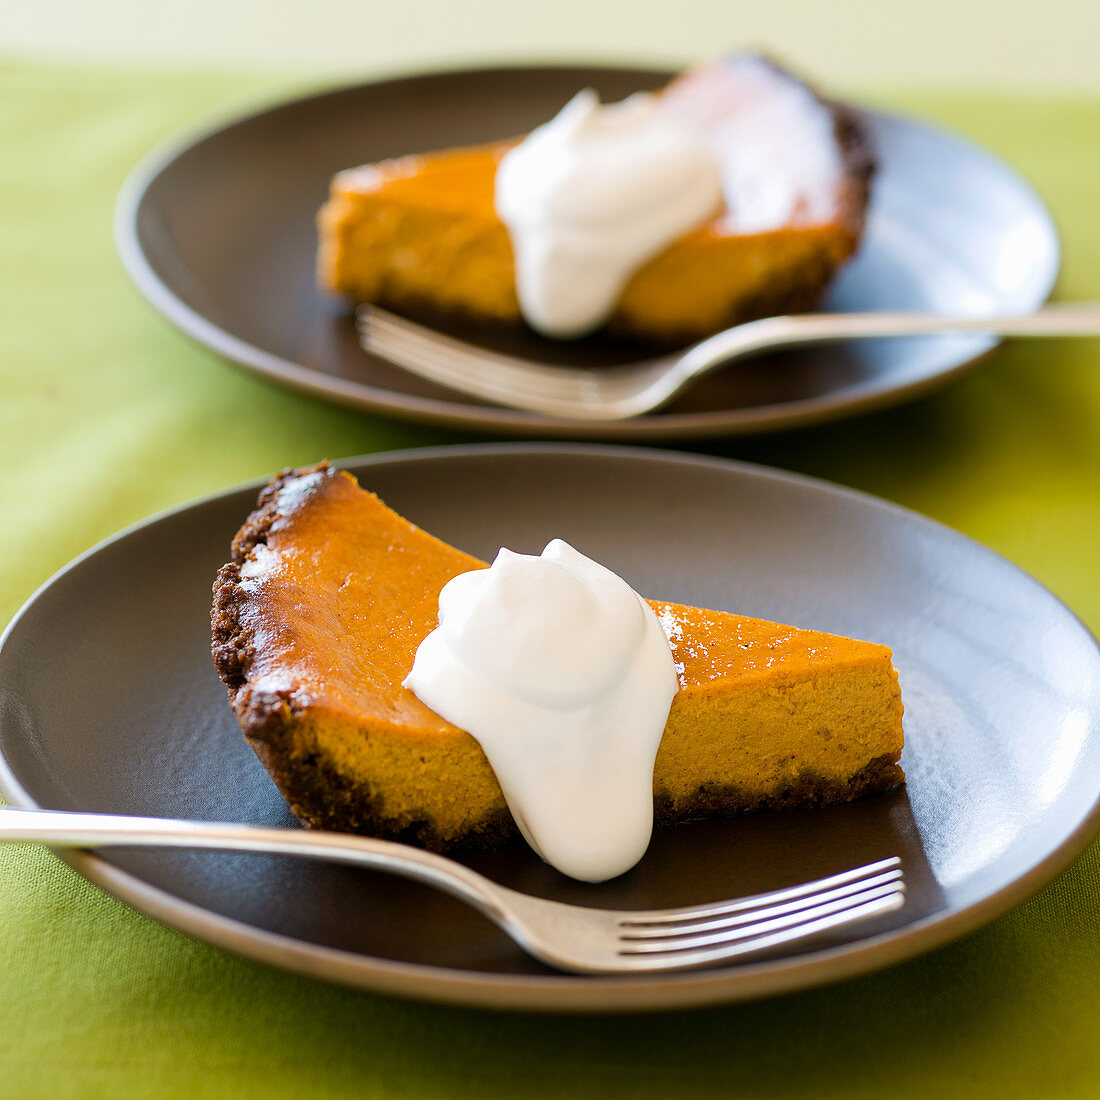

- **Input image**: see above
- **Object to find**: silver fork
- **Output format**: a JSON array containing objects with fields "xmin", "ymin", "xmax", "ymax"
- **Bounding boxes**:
[
  {"xmin": 0, "ymin": 807, "xmax": 904, "ymax": 974},
  {"xmin": 358, "ymin": 303, "xmax": 1100, "ymax": 420}
]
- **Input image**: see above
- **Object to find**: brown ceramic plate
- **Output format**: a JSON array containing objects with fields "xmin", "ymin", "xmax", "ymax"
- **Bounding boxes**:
[
  {"xmin": 1, "ymin": 446, "xmax": 1099, "ymax": 1011},
  {"xmin": 115, "ymin": 66, "xmax": 1059, "ymax": 440}
]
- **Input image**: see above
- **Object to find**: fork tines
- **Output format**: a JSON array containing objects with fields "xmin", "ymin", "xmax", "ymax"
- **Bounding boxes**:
[
  {"xmin": 358, "ymin": 305, "xmax": 615, "ymax": 415},
  {"xmin": 616, "ymin": 857, "xmax": 905, "ymax": 967}
]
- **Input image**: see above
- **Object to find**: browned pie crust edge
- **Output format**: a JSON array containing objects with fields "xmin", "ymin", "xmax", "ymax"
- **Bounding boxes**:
[
  {"xmin": 831, "ymin": 99, "xmax": 876, "ymax": 238},
  {"xmin": 656, "ymin": 753, "xmax": 903, "ymax": 828},
  {"xmin": 210, "ymin": 465, "xmax": 306, "ymax": 695}
]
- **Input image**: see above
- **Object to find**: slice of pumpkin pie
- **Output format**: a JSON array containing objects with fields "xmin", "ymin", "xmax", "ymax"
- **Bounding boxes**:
[
  {"xmin": 211, "ymin": 464, "xmax": 904, "ymax": 853},
  {"xmin": 317, "ymin": 54, "xmax": 874, "ymax": 344}
]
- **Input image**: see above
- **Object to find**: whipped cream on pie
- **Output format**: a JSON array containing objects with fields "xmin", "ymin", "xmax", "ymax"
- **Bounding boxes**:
[
  {"xmin": 659, "ymin": 54, "xmax": 849, "ymax": 233},
  {"xmin": 403, "ymin": 539, "xmax": 678, "ymax": 882},
  {"xmin": 495, "ymin": 89, "xmax": 723, "ymax": 339}
]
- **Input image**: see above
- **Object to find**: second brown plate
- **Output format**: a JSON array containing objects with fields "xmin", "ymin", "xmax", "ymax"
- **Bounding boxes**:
[{"xmin": 116, "ymin": 66, "xmax": 1059, "ymax": 438}]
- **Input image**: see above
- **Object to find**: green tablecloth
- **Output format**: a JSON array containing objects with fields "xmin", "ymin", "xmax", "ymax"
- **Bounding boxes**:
[{"xmin": 1, "ymin": 59, "xmax": 1098, "ymax": 1098}]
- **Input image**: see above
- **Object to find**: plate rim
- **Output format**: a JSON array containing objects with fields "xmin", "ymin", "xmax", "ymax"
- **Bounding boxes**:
[
  {"xmin": 2, "ymin": 442, "xmax": 1099, "ymax": 1012},
  {"xmin": 113, "ymin": 63, "xmax": 1061, "ymax": 441}
]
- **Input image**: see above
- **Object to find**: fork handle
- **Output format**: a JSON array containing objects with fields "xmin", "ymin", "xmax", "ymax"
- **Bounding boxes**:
[
  {"xmin": 681, "ymin": 302, "xmax": 1100, "ymax": 381},
  {"xmin": 0, "ymin": 807, "xmax": 514, "ymax": 925},
  {"xmin": 776, "ymin": 302, "xmax": 1100, "ymax": 340}
]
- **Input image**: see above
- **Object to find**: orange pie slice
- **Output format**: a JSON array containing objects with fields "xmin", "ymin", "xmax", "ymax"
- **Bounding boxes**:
[
  {"xmin": 212, "ymin": 464, "xmax": 904, "ymax": 850},
  {"xmin": 317, "ymin": 55, "xmax": 874, "ymax": 345}
]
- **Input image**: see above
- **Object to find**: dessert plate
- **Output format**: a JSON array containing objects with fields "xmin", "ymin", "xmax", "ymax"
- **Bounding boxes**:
[
  {"xmin": 2, "ymin": 446, "xmax": 1098, "ymax": 1012},
  {"xmin": 116, "ymin": 66, "xmax": 1059, "ymax": 440}
]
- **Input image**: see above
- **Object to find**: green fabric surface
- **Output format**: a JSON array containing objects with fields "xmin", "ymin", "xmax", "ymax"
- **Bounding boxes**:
[{"xmin": 2, "ymin": 58, "xmax": 1099, "ymax": 1098}]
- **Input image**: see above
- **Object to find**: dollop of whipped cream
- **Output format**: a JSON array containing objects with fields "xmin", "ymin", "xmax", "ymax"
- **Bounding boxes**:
[
  {"xmin": 494, "ymin": 89, "xmax": 722, "ymax": 339},
  {"xmin": 403, "ymin": 539, "xmax": 678, "ymax": 882}
]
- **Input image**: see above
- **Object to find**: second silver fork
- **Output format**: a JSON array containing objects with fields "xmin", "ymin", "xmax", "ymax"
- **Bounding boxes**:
[{"xmin": 359, "ymin": 303, "xmax": 1100, "ymax": 420}]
